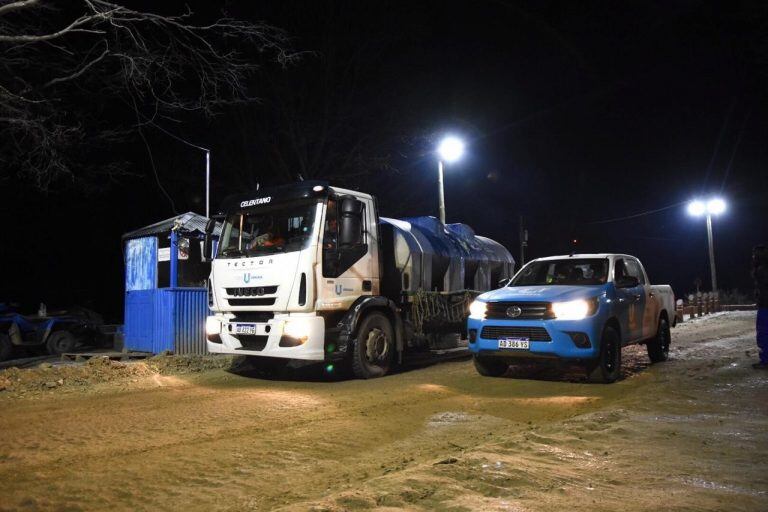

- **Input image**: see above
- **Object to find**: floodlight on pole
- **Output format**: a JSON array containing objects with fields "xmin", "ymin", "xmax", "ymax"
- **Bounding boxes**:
[
  {"xmin": 687, "ymin": 197, "xmax": 727, "ymax": 292},
  {"xmin": 436, "ymin": 136, "xmax": 465, "ymax": 224}
]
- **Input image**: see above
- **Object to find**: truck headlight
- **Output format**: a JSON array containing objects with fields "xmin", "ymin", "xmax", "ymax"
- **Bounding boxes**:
[
  {"xmin": 469, "ymin": 300, "xmax": 487, "ymax": 319},
  {"xmin": 283, "ymin": 321, "xmax": 310, "ymax": 340},
  {"xmin": 551, "ymin": 299, "xmax": 595, "ymax": 320},
  {"xmin": 205, "ymin": 316, "xmax": 222, "ymax": 336}
]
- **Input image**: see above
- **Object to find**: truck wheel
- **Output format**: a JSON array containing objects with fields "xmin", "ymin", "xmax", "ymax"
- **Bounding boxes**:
[
  {"xmin": 589, "ymin": 326, "xmax": 622, "ymax": 383},
  {"xmin": 646, "ymin": 317, "xmax": 670, "ymax": 363},
  {"xmin": 0, "ymin": 333, "xmax": 12, "ymax": 362},
  {"xmin": 472, "ymin": 355, "xmax": 508, "ymax": 377},
  {"xmin": 351, "ymin": 312, "xmax": 393, "ymax": 379},
  {"xmin": 46, "ymin": 331, "xmax": 76, "ymax": 356}
]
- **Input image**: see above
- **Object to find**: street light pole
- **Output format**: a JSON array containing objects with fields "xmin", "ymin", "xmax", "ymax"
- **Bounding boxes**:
[
  {"xmin": 437, "ymin": 160, "xmax": 446, "ymax": 224},
  {"xmin": 205, "ymin": 149, "xmax": 211, "ymax": 219},
  {"xmin": 706, "ymin": 212, "xmax": 717, "ymax": 292},
  {"xmin": 436, "ymin": 135, "xmax": 465, "ymax": 225}
]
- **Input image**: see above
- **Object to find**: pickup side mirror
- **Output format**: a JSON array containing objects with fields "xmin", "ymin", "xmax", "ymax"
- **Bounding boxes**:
[
  {"xmin": 616, "ymin": 275, "xmax": 640, "ymax": 288},
  {"xmin": 339, "ymin": 195, "xmax": 364, "ymax": 247}
]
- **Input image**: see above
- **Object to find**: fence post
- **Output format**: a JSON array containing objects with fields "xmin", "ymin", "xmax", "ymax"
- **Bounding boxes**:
[{"xmin": 697, "ymin": 292, "xmax": 703, "ymax": 317}]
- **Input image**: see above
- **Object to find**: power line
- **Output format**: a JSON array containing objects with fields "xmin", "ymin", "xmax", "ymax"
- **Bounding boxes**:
[{"xmin": 584, "ymin": 201, "xmax": 686, "ymax": 225}]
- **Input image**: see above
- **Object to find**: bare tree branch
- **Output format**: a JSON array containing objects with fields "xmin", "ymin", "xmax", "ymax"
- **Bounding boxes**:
[{"xmin": 0, "ymin": 0, "xmax": 39, "ymax": 17}]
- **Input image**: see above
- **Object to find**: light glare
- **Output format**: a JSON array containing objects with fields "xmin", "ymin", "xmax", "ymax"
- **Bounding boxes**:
[
  {"xmin": 707, "ymin": 198, "xmax": 726, "ymax": 215},
  {"xmin": 687, "ymin": 200, "xmax": 706, "ymax": 217},
  {"xmin": 437, "ymin": 136, "xmax": 465, "ymax": 163}
]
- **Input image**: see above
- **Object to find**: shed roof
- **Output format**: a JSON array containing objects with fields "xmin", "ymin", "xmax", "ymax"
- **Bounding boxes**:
[{"xmin": 122, "ymin": 212, "xmax": 221, "ymax": 241}]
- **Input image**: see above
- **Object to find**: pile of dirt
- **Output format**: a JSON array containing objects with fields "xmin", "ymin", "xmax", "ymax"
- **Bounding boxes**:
[
  {"xmin": 0, "ymin": 354, "xmax": 235, "ymax": 398},
  {"xmin": 146, "ymin": 353, "xmax": 234, "ymax": 374},
  {"xmin": 0, "ymin": 357, "xmax": 153, "ymax": 397}
]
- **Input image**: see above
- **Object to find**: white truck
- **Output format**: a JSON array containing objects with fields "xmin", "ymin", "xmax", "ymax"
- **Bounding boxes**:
[{"xmin": 203, "ymin": 181, "xmax": 515, "ymax": 378}]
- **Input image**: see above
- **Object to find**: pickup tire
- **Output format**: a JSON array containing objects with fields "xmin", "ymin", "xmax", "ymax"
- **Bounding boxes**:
[
  {"xmin": 0, "ymin": 333, "xmax": 12, "ymax": 362},
  {"xmin": 646, "ymin": 317, "xmax": 670, "ymax": 363},
  {"xmin": 589, "ymin": 326, "xmax": 622, "ymax": 383},
  {"xmin": 351, "ymin": 312, "xmax": 393, "ymax": 379},
  {"xmin": 472, "ymin": 355, "xmax": 508, "ymax": 377},
  {"xmin": 46, "ymin": 331, "xmax": 76, "ymax": 355}
]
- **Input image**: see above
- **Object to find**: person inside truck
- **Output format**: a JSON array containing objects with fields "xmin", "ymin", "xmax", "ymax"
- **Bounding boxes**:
[{"xmin": 323, "ymin": 199, "xmax": 339, "ymax": 250}]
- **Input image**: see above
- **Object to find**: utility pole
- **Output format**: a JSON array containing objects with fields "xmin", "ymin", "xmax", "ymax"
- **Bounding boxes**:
[{"xmin": 706, "ymin": 213, "xmax": 717, "ymax": 292}]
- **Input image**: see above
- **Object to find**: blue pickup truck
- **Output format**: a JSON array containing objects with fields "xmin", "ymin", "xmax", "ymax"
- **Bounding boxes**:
[{"xmin": 467, "ymin": 254, "xmax": 675, "ymax": 382}]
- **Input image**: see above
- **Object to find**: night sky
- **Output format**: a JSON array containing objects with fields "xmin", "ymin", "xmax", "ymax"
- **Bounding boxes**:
[{"xmin": 2, "ymin": 1, "xmax": 767, "ymax": 321}]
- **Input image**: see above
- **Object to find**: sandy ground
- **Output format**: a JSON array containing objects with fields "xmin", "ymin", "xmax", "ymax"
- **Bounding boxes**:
[{"xmin": 0, "ymin": 311, "xmax": 766, "ymax": 512}]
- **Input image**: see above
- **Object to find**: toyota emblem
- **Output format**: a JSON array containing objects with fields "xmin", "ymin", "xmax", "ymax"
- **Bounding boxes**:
[{"xmin": 506, "ymin": 306, "xmax": 523, "ymax": 318}]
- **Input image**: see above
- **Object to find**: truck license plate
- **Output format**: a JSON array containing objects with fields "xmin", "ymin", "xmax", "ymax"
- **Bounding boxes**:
[
  {"xmin": 498, "ymin": 337, "xmax": 529, "ymax": 350},
  {"xmin": 234, "ymin": 324, "xmax": 257, "ymax": 335}
]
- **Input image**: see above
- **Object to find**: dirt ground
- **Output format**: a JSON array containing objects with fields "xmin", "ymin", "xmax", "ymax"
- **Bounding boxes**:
[{"xmin": 0, "ymin": 311, "xmax": 766, "ymax": 512}]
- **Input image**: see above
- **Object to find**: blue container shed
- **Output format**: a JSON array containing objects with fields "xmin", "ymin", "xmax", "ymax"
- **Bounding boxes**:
[{"xmin": 122, "ymin": 212, "xmax": 219, "ymax": 355}]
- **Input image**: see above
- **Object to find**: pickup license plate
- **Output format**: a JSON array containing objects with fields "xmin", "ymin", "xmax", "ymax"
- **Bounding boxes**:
[
  {"xmin": 234, "ymin": 323, "xmax": 257, "ymax": 335},
  {"xmin": 498, "ymin": 337, "xmax": 529, "ymax": 350}
]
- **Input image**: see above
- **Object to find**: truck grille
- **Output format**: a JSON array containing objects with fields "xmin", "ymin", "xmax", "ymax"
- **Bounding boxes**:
[
  {"xmin": 484, "ymin": 302, "xmax": 553, "ymax": 320},
  {"xmin": 235, "ymin": 335, "xmax": 268, "ymax": 351},
  {"xmin": 227, "ymin": 298, "xmax": 276, "ymax": 307},
  {"xmin": 226, "ymin": 286, "xmax": 278, "ymax": 297},
  {"xmin": 480, "ymin": 326, "xmax": 551, "ymax": 341},
  {"xmin": 233, "ymin": 312, "xmax": 274, "ymax": 323}
]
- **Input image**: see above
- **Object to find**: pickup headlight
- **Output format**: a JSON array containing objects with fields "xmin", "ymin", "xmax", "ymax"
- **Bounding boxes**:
[
  {"xmin": 551, "ymin": 299, "xmax": 597, "ymax": 320},
  {"xmin": 205, "ymin": 316, "xmax": 222, "ymax": 336},
  {"xmin": 469, "ymin": 300, "xmax": 487, "ymax": 319}
]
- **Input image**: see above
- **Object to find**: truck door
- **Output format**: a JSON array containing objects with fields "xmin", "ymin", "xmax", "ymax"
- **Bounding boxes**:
[
  {"xmin": 613, "ymin": 258, "xmax": 644, "ymax": 343},
  {"xmin": 318, "ymin": 195, "xmax": 377, "ymax": 311},
  {"xmin": 629, "ymin": 259, "xmax": 657, "ymax": 340}
]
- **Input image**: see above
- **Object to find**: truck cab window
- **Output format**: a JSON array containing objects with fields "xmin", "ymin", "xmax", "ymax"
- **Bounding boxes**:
[{"xmin": 626, "ymin": 259, "xmax": 646, "ymax": 284}]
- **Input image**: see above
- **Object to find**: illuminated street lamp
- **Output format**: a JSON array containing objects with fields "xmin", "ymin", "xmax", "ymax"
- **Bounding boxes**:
[
  {"xmin": 687, "ymin": 197, "xmax": 727, "ymax": 291},
  {"xmin": 436, "ymin": 136, "xmax": 465, "ymax": 224}
]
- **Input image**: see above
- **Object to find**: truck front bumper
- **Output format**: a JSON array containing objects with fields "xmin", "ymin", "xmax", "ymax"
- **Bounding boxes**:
[
  {"xmin": 467, "ymin": 317, "xmax": 602, "ymax": 361},
  {"xmin": 206, "ymin": 313, "xmax": 326, "ymax": 361}
]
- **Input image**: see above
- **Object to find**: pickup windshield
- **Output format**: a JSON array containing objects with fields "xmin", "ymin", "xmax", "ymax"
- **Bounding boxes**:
[
  {"xmin": 218, "ymin": 199, "xmax": 320, "ymax": 258},
  {"xmin": 510, "ymin": 258, "xmax": 609, "ymax": 286}
]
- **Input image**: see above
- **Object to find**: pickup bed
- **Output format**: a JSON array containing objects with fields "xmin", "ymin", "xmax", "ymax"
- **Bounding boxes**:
[{"xmin": 467, "ymin": 253, "xmax": 675, "ymax": 382}]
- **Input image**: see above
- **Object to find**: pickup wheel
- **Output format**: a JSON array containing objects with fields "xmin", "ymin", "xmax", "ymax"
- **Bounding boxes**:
[
  {"xmin": 646, "ymin": 317, "xmax": 670, "ymax": 363},
  {"xmin": 589, "ymin": 326, "xmax": 622, "ymax": 383},
  {"xmin": 0, "ymin": 333, "xmax": 12, "ymax": 362},
  {"xmin": 472, "ymin": 355, "xmax": 508, "ymax": 377},
  {"xmin": 351, "ymin": 312, "xmax": 393, "ymax": 379},
  {"xmin": 46, "ymin": 331, "xmax": 76, "ymax": 356}
]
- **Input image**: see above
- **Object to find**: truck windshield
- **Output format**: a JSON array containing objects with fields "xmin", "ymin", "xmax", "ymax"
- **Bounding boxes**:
[
  {"xmin": 218, "ymin": 200, "xmax": 319, "ymax": 258},
  {"xmin": 510, "ymin": 258, "xmax": 609, "ymax": 286}
]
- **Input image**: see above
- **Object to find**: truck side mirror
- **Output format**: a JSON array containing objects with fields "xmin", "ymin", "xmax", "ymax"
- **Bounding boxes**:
[
  {"xmin": 203, "ymin": 217, "xmax": 217, "ymax": 261},
  {"xmin": 339, "ymin": 196, "xmax": 364, "ymax": 248}
]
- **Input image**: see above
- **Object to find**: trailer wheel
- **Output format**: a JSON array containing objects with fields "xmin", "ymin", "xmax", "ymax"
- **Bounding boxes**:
[
  {"xmin": 588, "ymin": 326, "xmax": 622, "ymax": 383},
  {"xmin": 0, "ymin": 333, "xmax": 12, "ymax": 362},
  {"xmin": 46, "ymin": 331, "xmax": 76, "ymax": 356},
  {"xmin": 646, "ymin": 317, "xmax": 670, "ymax": 363},
  {"xmin": 472, "ymin": 355, "xmax": 508, "ymax": 377},
  {"xmin": 351, "ymin": 312, "xmax": 393, "ymax": 379}
]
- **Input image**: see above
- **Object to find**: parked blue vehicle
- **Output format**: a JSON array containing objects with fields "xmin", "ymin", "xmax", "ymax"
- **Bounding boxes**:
[
  {"xmin": 467, "ymin": 254, "xmax": 675, "ymax": 382},
  {"xmin": 0, "ymin": 304, "xmax": 104, "ymax": 361}
]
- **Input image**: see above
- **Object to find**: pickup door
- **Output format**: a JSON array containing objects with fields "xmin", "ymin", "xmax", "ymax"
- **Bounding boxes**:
[{"xmin": 614, "ymin": 258, "xmax": 646, "ymax": 343}]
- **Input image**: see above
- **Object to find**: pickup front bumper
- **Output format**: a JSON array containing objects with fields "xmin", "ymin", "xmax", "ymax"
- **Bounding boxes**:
[{"xmin": 467, "ymin": 317, "xmax": 603, "ymax": 361}]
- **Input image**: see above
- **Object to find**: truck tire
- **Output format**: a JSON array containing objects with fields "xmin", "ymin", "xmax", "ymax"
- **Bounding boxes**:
[
  {"xmin": 351, "ymin": 312, "xmax": 394, "ymax": 379},
  {"xmin": 646, "ymin": 317, "xmax": 670, "ymax": 363},
  {"xmin": 46, "ymin": 331, "xmax": 76, "ymax": 356},
  {"xmin": 589, "ymin": 326, "xmax": 622, "ymax": 383},
  {"xmin": 0, "ymin": 333, "xmax": 12, "ymax": 362},
  {"xmin": 472, "ymin": 355, "xmax": 508, "ymax": 377}
]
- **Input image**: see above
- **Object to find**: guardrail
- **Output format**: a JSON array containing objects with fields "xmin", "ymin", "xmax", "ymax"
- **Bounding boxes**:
[{"xmin": 674, "ymin": 292, "xmax": 756, "ymax": 323}]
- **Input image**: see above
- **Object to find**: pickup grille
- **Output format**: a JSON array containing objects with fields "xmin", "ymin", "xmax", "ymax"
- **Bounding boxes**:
[
  {"xmin": 480, "ymin": 326, "xmax": 551, "ymax": 341},
  {"xmin": 226, "ymin": 285, "xmax": 278, "ymax": 297},
  {"xmin": 484, "ymin": 302, "xmax": 553, "ymax": 320}
]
